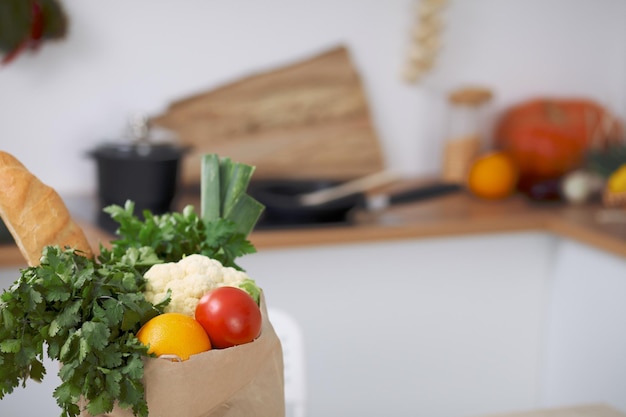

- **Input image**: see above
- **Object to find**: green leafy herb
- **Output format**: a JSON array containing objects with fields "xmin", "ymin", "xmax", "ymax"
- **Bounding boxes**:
[
  {"xmin": 104, "ymin": 154, "xmax": 264, "ymax": 271},
  {"xmin": 0, "ymin": 246, "xmax": 168, "ymax": 417},
  {"xmin": 103, "ymin": 202, "xmax": 258, "ymax": 271}
]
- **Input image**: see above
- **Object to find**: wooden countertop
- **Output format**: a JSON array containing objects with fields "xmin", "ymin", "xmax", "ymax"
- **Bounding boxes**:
[
  {"xmin": 249, "ymin": 192, "xmax": 626, "ymax": 258},
  {"xmin": 1, "ymin": 189, "xmax": 625, "ymax": 268}
]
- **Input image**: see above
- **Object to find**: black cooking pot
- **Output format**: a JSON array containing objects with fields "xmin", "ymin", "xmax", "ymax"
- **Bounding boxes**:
[
  {"xmin": 88, "ymin": 142, "xmax": 188, "ymax": 232},
  {"xmin": 248, "ymin": 178, "xmax": 462, "ymax": 228}
]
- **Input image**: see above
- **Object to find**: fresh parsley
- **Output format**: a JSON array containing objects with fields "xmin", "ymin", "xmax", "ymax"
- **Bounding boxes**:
[
  {"xmin": 102, "ymin": 201, "xmax": 257, "ymax": 271},
  {"xmin": 0, "ymin": 245, "xmax": 168, "ymax": 417}
]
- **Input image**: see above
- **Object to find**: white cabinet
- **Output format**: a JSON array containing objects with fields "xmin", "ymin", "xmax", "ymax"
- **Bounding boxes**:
[
  {"xmin": 540, "ymin": 239, "xmax": 626, "ymax": 411},
  {"xmin": 239, "ymin": 231, "xmax": 557, "ymax": 417}
]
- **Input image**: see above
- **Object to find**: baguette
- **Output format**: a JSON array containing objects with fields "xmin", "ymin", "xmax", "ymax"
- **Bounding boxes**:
[{"xmin": 0, "ymin": 151, "xmax": 93, "ymax": 266}]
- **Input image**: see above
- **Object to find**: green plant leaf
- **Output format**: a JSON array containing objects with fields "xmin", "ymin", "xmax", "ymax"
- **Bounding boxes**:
[{"xmin": 0, "ymin": 339, "xmax": 21, "ymax": 353}]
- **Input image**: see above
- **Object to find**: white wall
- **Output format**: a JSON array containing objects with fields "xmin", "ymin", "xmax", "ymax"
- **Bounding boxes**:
[{"xmin": 1, "ymin": 0, "xmax": 625, "ymax": 196}]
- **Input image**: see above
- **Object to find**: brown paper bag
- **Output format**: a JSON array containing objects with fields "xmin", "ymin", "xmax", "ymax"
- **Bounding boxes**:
[{"xmin": 83, "ymin": 293, "xmax": 285, "ymax": 417}]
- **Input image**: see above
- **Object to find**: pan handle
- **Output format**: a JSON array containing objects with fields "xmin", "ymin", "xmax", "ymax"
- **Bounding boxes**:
[
  {"xmin": 387, "ymin": 182, "xmax": 463, "ymax": 205},
  {"xmin": 299, "ymin": 171, "xmax": 398, "ymax": 206}
]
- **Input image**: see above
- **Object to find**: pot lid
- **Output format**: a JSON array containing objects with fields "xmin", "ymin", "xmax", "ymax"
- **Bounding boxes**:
[
  {"xmin": 89, "ymin": 113, "xmax": 188, "ymax": 161},
  {"xmin": 90, "ymin": 142, "xmax": 188, "ymax": 161}
]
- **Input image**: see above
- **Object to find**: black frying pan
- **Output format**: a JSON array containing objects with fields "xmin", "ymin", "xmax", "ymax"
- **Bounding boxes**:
[{"xmin": 248, "ymin": 179, "xmax": 462, "ymax": 228}]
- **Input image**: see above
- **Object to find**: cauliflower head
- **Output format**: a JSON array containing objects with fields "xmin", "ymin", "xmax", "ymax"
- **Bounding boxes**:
[{"xmin": 143, "ymin": 254, "xmax": 258, "ymax": 316}]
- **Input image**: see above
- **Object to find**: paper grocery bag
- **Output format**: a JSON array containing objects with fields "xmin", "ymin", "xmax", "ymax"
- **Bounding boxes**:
[{"xmin": 84, "ymin": 293, "xmax": 285, "ymax": 417}]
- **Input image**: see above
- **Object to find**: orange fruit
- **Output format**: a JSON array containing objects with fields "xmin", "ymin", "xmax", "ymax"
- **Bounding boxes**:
[
  {"xmin": 137, "ymin": 313, "xmax": 212, "ymax": 361},
  {"xmin": 467, "ymin": 151, "xmax": 519, "ymax": 200}
]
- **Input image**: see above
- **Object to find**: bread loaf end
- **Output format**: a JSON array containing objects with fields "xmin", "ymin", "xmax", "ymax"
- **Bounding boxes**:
[{"xmin": 0, "ymin": 151, "xmax": 94, "ymax": 266}]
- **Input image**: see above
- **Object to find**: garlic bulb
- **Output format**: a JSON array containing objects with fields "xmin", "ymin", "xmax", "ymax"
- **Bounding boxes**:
[
  {"xmin": 561, "ymin": 170, "xmax": 604, "ymax": 205},
  {"xmin": 401, "ymin": 0, "xmax": 448, "ymax": 83}
]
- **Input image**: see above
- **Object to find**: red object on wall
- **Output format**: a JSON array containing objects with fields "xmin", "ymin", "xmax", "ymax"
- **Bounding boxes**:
[{"xmin": 0, "ymin": 0, "xmax": 67, "ymax": 65}]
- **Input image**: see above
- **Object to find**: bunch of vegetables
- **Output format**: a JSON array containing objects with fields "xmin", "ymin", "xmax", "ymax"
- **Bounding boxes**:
[
  {"xmin": 0, "ymin": 154, "xmax": 265, "ymax": 417},
  {"xmin": 495, "ymin": 98, "xmax": 623, "ymax": 196}
]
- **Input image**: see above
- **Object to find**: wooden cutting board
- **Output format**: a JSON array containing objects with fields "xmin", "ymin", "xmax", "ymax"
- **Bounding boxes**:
[{"xmin": 151, "ymin": 45, "xmax": 385, "ymax": 185}]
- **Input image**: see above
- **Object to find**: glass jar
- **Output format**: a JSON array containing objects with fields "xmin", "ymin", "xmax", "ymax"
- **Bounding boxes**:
[{"xmin": 441, "ymin": 87, "xmax": 493, "ymax": 184}]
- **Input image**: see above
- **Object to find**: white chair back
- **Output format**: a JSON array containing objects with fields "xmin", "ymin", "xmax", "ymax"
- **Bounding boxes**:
[{"xmin": 268, "ymin": 308, "xmax": 307, "ymax": 417}]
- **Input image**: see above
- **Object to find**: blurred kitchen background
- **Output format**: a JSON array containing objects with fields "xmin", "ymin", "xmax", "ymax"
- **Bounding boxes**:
[
  {"xmin": 1, "ymin": 1, "xmax": 626, "ymax": 417},
  {"xmin": 1, "ymin": 0, "xmax": 625, "ymax": 196}
]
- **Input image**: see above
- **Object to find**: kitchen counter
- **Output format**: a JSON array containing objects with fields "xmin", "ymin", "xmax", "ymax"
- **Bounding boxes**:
[
  {"xmin": 1, "ymin": 188, "xmax": 625, "ymax": 268},
  {"xmin": 249, "ymin": 191, "xmax": 626, "ymax": 258}
]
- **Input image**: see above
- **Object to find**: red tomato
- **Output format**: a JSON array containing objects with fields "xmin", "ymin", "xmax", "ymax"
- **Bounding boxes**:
[{"xmin": 194, "ymin": 287, "xmax": 262, "ymax": 349}]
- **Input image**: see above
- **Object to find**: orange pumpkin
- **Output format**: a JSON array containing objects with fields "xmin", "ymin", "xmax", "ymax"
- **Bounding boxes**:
[{"xmin": 494, "ymin": 98, "xmax": 622, "ymax": 193}]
